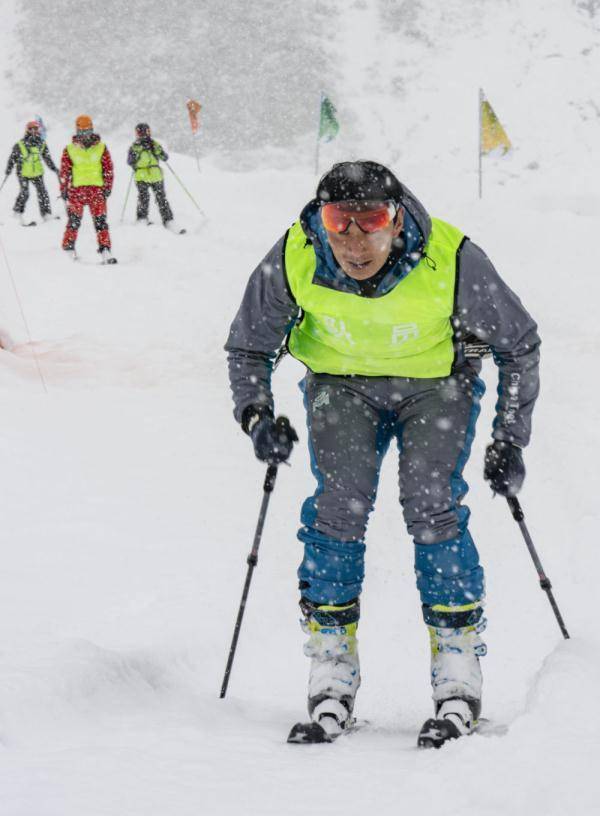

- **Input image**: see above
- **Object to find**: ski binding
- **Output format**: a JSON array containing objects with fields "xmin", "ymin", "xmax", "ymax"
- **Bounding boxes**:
[
  {"xmin": 287, "ymin": 715, "xmax": 363, "ymax": 744},
  {"xmin": 418, "ymin": 699, "xmax": 478, "ymax": 749}
]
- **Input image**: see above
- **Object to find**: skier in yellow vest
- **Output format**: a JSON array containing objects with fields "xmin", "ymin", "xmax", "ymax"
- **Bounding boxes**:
[
  {"xmin": 225, "ymin": 161, "xmax": 541, "ymax": 747},
  {"xmin": 4, "ymin": 120, "xmax": 59, "ymax": 225},
  {"xmin": 59, "ymin": 115, "xmax": 116, "ymax": 263},
  {"xmin": 126, "ymin": 123, "xmax": 182, "ymax": 232}
]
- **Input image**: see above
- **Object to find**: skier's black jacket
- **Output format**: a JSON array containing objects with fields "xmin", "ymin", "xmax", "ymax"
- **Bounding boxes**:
[{"xmin": 5, "ymin": 135, "xmax": 58, "ymax": 178}]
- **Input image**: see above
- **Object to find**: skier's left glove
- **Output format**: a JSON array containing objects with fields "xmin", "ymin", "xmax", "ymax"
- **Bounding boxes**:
[
  {"xmin": 103, "ymin": 188, "xmax": 112, "ymax": 199},
  {"xmin": 243, "ymin": 406, "xmax": 298, "ymax": 465},
  {"xmin": 484, "ymin": 440, "xmax": 525, "ymax": 497}
]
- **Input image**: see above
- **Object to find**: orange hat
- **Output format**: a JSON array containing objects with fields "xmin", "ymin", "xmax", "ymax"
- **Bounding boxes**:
[{"xmin": 75, "ymin": 115, "xmax": 93, "ymax": 131}]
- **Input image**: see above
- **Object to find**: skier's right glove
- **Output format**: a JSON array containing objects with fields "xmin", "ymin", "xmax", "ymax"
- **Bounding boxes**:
[
  {"xmin": 484, "ymin": 440, "xmax": 525, "ymax": 497},
  {"xmin": 243, "ymin": 406, "xmax": 298, "ymax": 465}
]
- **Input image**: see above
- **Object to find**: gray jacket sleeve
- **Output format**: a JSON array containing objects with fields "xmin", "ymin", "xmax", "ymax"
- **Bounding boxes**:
[
  {"xmin": 225, "ymin": 234, "xmax": 300, "ymax": 424},
  {"xmin": 455, "ymin": 239, "xmax": 540, "ymax": 447}
]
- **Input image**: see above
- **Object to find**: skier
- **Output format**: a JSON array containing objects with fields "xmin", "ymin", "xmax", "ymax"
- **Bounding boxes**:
[
  {"xmin": 225, "ymin": 161, "xmax": 540, "ymax": 747},
  {"xmin": 127, "ymin": 123, "xmax": 183, "ymax": 233},
  {"xmin": 4, "ymin": 120, "xmax": 59, "ymax": 225},
  {"xmin": 59, "ymin": 115, "xmax": 116, "ymax": 263}
]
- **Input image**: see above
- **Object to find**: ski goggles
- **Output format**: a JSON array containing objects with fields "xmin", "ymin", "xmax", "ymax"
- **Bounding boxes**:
[{"xmin": 320, "ymin": 200, "xmax": 397, "ymax": 234}]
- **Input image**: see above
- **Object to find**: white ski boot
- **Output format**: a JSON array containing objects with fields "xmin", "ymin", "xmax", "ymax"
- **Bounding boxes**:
[
  {"xmin": 288, "ymin": 603, "xmax": 360, "ymax": 744},
  {"xmin": 164, "ymin": 220, "xmax": 186, "ymax": 235},
  {"xmin": 98, "ymin": 247, "xmax": 118, "ymax": 265},
  {"xmin": 63, "ymin": 244, "xmax": 77, "ymax": 261},
  {"xmin": 418, "ymin": 617, "xmax": 487, "ymax": 748}
]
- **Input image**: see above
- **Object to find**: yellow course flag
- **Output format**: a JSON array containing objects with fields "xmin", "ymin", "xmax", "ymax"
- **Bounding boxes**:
[{"xmin": 481, "ymin": 98, "xmax": 511, "ymax": 154}]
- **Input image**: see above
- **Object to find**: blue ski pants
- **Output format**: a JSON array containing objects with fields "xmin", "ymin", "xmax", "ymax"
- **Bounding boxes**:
[{"xmin": 297, "ymin": 370, "xmax": 486, "ymax": 618}]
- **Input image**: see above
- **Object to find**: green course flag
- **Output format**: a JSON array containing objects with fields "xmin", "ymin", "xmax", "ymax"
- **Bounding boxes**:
[{"xmin": 319, "ymin": 95, "xmax": 339, "ymax": 143}]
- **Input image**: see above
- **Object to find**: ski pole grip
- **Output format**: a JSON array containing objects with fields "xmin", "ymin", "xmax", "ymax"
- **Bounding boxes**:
[{"xmin": 506, "ymin": 496, "xmax": 524, "ymax": 522}]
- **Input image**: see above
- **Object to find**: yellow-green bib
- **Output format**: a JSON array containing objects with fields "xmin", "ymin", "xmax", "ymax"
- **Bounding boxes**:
[
  {"xmin": 66, "ymin": 142, "xmax": 105, "ymax": 187},
  {"xmin": 132, "ymin": 142, "xmax": 163, "ymax": 184},
  {"xmin": 285, "ymin": 218, "xmax": 464, "ymax": 377},
  {"xmin": 18, "ymin": 141, "xmax": 44, "ymax": 178}
]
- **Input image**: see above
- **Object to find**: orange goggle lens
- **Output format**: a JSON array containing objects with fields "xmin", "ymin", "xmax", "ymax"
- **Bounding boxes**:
[{"xmin": 321, "ymin": 202, "xmax": 395, "ymax": 234}]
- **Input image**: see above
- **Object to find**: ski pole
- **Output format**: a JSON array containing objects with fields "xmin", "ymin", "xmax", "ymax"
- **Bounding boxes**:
[
  {"xmin": 0, "ymin": 175, "xmax": 8, "ymax": 193},
  {"xmin": 506, "ymin": 496, "xmax": 570, "ymax": 639},
  {"xmin": 220, "ymin": 464, "xmax": 278, "ymax": 698},
  {"xmin": 165, "ymin": 162, "xmax": 205, "ymax": 215},
  {"xmin": 120, "ymin": 171, "xmax": 134, "ymax": 223}
]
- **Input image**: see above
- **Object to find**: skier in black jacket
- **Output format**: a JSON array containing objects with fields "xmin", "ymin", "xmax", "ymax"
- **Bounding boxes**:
[
  {"xmin": 4, "ymin": 121, "xmax": 58, "ymax": 224},
  {"xmin": 127, "ymin": 123, "xmax": 180, "ymax": 231}
]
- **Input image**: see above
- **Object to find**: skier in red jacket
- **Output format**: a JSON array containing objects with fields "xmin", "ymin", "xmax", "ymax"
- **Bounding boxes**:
[{"xmin": 59, "ymin": 115, "xmax": 116, "ymax": 264}]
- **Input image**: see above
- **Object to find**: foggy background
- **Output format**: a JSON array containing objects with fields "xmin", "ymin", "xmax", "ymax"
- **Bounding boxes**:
[{"xmin": 14, "ymin": 0, "xmax": 326, "ymax": 157}]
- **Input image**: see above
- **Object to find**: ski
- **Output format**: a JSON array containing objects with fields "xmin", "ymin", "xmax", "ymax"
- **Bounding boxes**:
[
  {"xmin": 65, "ymin": 254, "xmax": 118, "ymax": 265},
  {"xmin": 21, "ymin": 220, "xmax": 37, "ymax": 227}
]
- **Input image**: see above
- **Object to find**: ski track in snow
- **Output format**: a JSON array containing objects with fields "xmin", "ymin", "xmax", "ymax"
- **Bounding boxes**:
[{"xmin": 1, "ymin": 2, "xmax": 600, "ymax": 815}]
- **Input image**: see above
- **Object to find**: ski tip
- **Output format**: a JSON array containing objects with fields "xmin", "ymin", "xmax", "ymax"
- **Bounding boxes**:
[{"xmin": 287, "ymin": 721, "xmax": 332, "ymax": 745}]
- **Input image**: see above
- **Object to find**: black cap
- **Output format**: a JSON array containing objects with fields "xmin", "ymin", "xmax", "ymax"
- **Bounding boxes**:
[
  {"xmin": 316, "ymin": 161, "xmax": 403, "ymax": 205},
  {"xmin": 135, "ymin": 122, "xmax": 150, "ymax": 135}
]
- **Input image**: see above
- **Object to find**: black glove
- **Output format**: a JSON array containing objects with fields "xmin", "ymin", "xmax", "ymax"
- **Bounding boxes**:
[
  {"xmin": 103, "ymin": 188, "xmax": 111, "ymax": 199},
  {"xmin": 484, "ymin": 440, "xmax": 525, "ymax": 497},
  {"xmin": 244, "ymin": 408, "xmax": 298, "ymax": 465}
]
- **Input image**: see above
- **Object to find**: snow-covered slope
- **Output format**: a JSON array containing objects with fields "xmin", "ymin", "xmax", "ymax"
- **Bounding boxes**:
[{"xmin": 1, "ymin": 2, "xmax": 599, "ymax": 815}]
